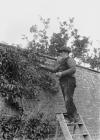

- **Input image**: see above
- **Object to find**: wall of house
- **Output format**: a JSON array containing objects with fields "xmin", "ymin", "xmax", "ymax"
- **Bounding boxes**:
[{"xmin": 74, "ymin": 66, "xmax": 100, "ymax": 139}]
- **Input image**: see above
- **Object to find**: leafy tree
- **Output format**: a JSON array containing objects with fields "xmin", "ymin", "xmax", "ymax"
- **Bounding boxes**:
[
  {"xmin": 86, "ymin": 48, "xmax": 100, "ymax": 70},
  {"xmin": 30, "ymin": 17, "xmax": 50, "ymax": 53},
  {"xmin": 48, "ymin": 18, "xmax": 74, "ymax": 56},
  {"xmin": 26, "ymin": 17, "xmax": 90, "ymax": 66},
  {"xmin": 48, "ymin": 18, "xmax": 90, "ymax": 61},
  {"xmin": 71, "ymin": 28, "xmax": 90, "ymax": 61}
]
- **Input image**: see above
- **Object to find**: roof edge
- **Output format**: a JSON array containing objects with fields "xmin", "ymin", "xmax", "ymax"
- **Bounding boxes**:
[{"xmin": 76, "ymin": 65, "xmax": 100, "ymax": 73}]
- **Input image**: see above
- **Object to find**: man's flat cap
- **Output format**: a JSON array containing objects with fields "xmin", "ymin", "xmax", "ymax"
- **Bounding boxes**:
[{"xmin": 58, "ymin": 46, "xmax": 71, "ymax": 53}]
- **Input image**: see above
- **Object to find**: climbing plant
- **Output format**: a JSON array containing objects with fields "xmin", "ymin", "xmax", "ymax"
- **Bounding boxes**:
[
  {"xmin": 0, "ymin": 43, "xmax": 58, "ymax": 113},
  {"xmin": 0, "ymin": 43, "xmax": 58, "ymax": 139}
]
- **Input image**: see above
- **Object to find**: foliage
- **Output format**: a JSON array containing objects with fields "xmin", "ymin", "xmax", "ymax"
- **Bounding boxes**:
[
  {"xmin": 0, "ymin": 116, "xmax": 22, "ymax": 140},
  {"xmin": 24, "ymin": 113, "xmax": 56, "ymax": 140},
  {"xmin": 0, "ymin": 44, "xmax": 58, "ymax": 115},
  {"xmin": 0, "ymin": 113, "xmax": 56, "ymax": 140},
  {"xmin": 25, "ymin": 17, "xmax": 92, "ymax": 68},
  {"xmin": 48, "ymin": 18, "xmax": 90, "ymax": 60},
  {"xmin": 30, "ymin": 17, "xmax": 50, "ymax": 53},
  {"xmin": 86, "ymin": 48, "xmax": 100, "ymax": 70},
  {"xmin": 24, "ymin": 17, "xmax": 100, "ymax": 70},
  {"xmin": 49, "ymin": 32, "xmax": 65, "ymax": 56},
  {"xmin": 48, "ymin": 18, "xmax": 74, "ymax": 56},
  {"xmin": 71, "ymin": 29, "xmax": 89, "ymax": 59},
  {"xmin": 0, "ymin": 43, "xmax": 58, "ymax": 139}
]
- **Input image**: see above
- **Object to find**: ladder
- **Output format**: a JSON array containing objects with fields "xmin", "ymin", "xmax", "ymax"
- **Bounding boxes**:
[{"xmin": 56, "ymin": 113, "xmax": 92, "ymax": 140}]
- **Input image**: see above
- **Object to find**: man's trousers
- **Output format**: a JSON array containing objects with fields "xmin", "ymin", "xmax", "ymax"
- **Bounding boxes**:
[{"xmin": 60, "ymin": 77, "xmax": 77, "ymax": 118}]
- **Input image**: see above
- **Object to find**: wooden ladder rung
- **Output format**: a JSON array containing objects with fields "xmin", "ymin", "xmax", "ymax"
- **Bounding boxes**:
[
  {"xmin": 67, "ymin": 122, "xmax": 83, "ymax": 126},
  {"xmin": 72, "ymin": 133, "xmax": 89, "ymax": 136}
]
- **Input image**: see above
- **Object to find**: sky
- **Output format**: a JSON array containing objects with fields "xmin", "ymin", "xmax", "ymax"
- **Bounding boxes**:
[{"xmin": 0, "ymin": 0, "xmax": 100, "ymax": 48}]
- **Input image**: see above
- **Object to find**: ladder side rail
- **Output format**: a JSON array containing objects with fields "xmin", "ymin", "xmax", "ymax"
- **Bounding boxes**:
[
  {"xmin": 79, "ymin": 115, "xmax": 92, "ymax": 140},
  {"xmin": 56, "ymin": 114, "xmax": 73, "ymax": 140}
]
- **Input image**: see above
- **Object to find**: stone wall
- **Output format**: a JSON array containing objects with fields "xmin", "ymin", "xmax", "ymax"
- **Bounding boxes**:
[{"xmin": 75, "ymin": 66, "xmax": 100, "ymax": 139}]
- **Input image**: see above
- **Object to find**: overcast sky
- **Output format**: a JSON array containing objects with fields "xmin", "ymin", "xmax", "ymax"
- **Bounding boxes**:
[{"xmin": 0, "ymin": 0, "xmax": 100, "ymax": 47}]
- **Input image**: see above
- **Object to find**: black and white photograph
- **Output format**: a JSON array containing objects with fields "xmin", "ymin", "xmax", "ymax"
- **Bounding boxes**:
[{"xmin": 0, "ymin": 0, "xmax": 100, "ymax": 139}]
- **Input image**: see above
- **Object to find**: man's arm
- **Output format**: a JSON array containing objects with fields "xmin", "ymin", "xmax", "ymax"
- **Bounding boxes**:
[{"xmin": 40, "ymin": 64, "xmax": 60, "ymax": 73}]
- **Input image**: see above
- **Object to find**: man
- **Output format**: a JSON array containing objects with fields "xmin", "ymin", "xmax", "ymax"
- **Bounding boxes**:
[{"xmin": 40, "ymin": 46, "xmax": 79, "ymax": 122}]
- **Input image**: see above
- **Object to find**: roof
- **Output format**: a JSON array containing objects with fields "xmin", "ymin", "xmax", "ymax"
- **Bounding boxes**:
[{"xmin": 76, "ymin": 64, "xmax": 100, "ymax": 74}]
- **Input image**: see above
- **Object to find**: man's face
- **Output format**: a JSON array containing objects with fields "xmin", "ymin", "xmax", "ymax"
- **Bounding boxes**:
[
  {"xmin": 57, "ymin": 51, "xmax": 69, "ymax": 63},
  {"xmin": 59, "ymin": 51, "xmax": 69, "ymax": 58}
]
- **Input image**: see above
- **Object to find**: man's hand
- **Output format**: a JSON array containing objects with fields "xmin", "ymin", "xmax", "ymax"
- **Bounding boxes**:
[
  {"xmin": 55, "ymin": 72, "xmax": 62, "ymax": 78},
  {"xmin": 39, "ymin": 64, "xmax": 46, "ymax": 68}
]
